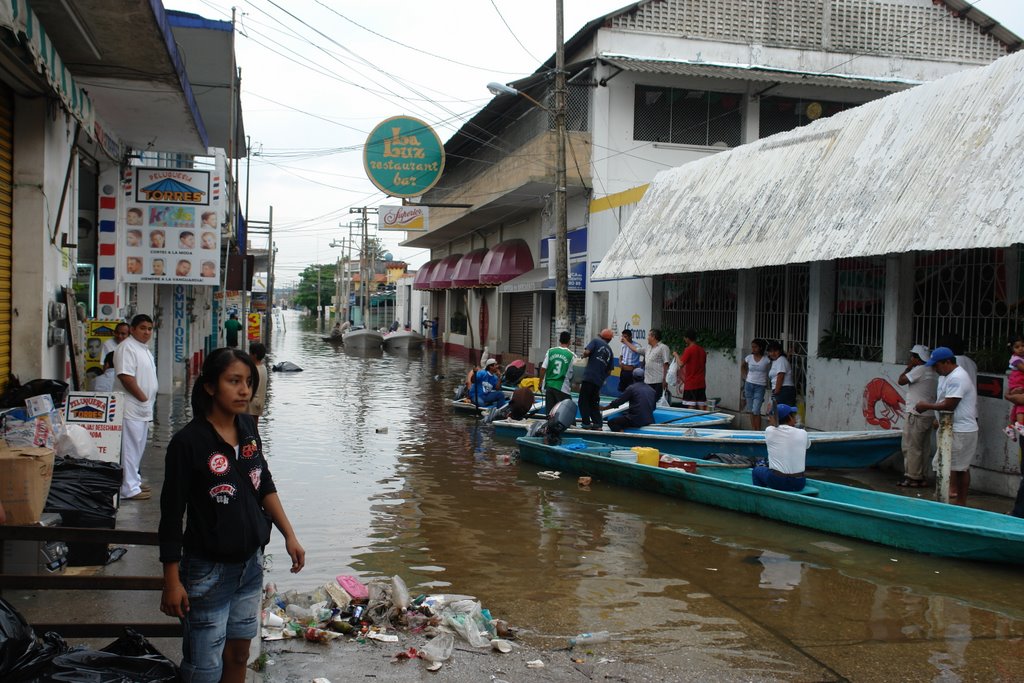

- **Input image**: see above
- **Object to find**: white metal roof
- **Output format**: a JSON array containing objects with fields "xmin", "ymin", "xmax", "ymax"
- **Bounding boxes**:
[
  {"xmin": 593, "ymin": 49, "xmax": 1024, "ymax": 280},
  {"xmin": 600, "ymin": 53, "xmax": 922, "ymax": 91}
]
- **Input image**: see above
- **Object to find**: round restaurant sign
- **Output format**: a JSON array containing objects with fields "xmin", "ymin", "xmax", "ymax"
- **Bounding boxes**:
[{"xmin": 363, "ymin": 116, "xmax": 445, "ymax": 198}]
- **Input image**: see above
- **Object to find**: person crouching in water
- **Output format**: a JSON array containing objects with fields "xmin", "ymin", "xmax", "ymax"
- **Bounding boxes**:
[
  {"xmin": 159, "ymin": 348, "xmax": 305, "ymax": 682},
  {"xmin": 752, "ymin": 404, "xmax": 807, "ymax": 492}
]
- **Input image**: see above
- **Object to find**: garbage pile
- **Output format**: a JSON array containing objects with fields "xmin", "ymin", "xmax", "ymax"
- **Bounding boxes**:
[{"xmin": 262, "ymin": 574, "xmax": 517, "ymax": 670}]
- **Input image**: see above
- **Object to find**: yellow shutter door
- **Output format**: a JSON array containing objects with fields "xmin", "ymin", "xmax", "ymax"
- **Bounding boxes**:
[{"xmin": 0, "ymin": 83, "xmax": 13, "ymax": 390}]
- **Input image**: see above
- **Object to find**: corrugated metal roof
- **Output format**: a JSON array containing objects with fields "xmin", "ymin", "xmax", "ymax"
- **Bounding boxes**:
[
  {"xmin": 593, "ymin": 50, "xmax": 1024, "ymax": 280},
  {"xmin": 600, "ymin": 54, "xmax": 921, "ymax": 91}
]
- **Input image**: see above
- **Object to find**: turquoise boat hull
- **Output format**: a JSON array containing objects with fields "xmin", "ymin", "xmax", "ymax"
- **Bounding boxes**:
[
  {"xmin": 516, "ymin": 437, "xmax": 1024, "ymax": 564},
  {"xmin": 497, "ymin": 423, "xmax": 899, "ymax": 469}
]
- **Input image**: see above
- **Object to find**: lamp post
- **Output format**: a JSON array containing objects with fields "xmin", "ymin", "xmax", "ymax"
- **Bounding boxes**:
[{"xmin": 485, "ymin": 2, "xmax": 568, "ymax": 336}]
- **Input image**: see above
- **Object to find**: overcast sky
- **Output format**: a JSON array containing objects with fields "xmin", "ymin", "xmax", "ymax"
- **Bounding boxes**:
[{"xmin": 164, "ymin": 0, "xmax": 1024, "ymax": 284}]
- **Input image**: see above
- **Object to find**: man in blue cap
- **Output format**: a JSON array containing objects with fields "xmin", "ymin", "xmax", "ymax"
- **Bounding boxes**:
[
  {"xmin": 604, "ymin": 368, "xmax": 657, "ymax": 432},
  {"xmin": 914, "ymin": 346, "xmax": 978, "ymax": 506},
  {"xmin": 753, "ymin": 404, "xmax": 807, "ymax": 492}
]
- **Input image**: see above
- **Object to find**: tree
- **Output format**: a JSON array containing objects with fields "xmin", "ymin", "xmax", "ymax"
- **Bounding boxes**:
[{"xmin": 294, "ymin": 263, "xmax": 337, "ymax": 317}]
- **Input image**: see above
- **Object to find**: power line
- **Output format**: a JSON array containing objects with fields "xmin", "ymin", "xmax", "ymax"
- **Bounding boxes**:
[{"xmin": 488, "ymin": 0, "xmax": 543, "ymax": 63}]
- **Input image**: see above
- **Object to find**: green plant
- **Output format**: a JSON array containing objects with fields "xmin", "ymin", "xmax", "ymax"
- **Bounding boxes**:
[{"xmin": 662, "ymin": 326, "xmax": 737, "ymax": 361}]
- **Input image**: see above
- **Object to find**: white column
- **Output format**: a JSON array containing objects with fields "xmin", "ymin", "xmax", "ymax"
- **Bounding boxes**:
[
  {"xmin": 807, "ymin": 261, "xmax": 836, "ymax": 358},
  {"xmin": 883, "ymin": 253, "xmax": 914, "ymax": 364},
  {"xmin": 735, "ymin": 269, "xmax": 758, "ymax": 353}
]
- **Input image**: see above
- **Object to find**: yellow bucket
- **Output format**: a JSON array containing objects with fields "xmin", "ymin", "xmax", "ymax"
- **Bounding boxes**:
[
  {"xmin": 519, "ymin": 377, "xmax": 540, "ymax": 392},
  {"xmin": 631, "ymin": 446, "xmax": 660, "ymax": 467}
]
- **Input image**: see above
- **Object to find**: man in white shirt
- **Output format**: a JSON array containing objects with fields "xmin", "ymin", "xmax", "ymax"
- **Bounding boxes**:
[
  {"xmin": 101, "ymin": 321, "xmax": 130, "ymax": 359},
  {"xmin": 640, "ymin": 329, "xmax": 671, "ymax": 402},
  {"xmin": 114, "ymin": 314, "xmax": 158, "ymax": 501},
  {"xmin": 896, "ymin": 344, "xmax": 937, "ymax": 488},
  {"xmin": 915, "ymin": 346, "xmax": 978, "ymax": 506},
  {"xmin": 752, "ymin": 404, "xmax": 808, "ymax": 492}
]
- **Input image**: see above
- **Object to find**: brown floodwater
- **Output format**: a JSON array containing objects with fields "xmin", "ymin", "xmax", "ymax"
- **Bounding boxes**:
[{"xmin": 258, "ymin": 311, "xmax": 1024, "ymax": 681}]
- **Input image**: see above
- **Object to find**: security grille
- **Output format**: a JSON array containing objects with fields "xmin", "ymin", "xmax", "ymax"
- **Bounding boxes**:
[
  {"xmin": 912, "ymin": 247, "xmax": 1021, "ymax": 372},
  {"xmin": 754, "ymin": 264, "xmax": 809, "ymax": 395},
  {"xmin": 549, "ymin": 292, "xmax": 586, "ymax": 354},
  {"xmin": 634, "ymin": 85, "xmax": 742, "ymax": 147},
  {"xmin": 759, "ymin": 96, "xmax": 859, "ymax": 139},
  {"xmin": 661, "ymin": 271, "xmax": 738, "ymax": 335},
  {"xmin": 608, "ymin": 0, "xmax": 1006, "ymax": 61},
  {"xmin": 508, "ymin": 293, "xmax": 534, "ymax": 359},
  {"xmin": 830, "ymin": 256, "xmax": 885, "ymax": 361}
]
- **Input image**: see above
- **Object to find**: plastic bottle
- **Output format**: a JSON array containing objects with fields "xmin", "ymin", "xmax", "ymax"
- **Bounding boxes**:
[{"xmin": 568, "ymin": 630, "xmax": 610, "ymax": 648}]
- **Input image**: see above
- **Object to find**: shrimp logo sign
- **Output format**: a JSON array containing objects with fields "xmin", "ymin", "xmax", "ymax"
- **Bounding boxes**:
[
  {"xmin": 134, "ymin": 168, "xmax": 211, "ymax": 205},
  {"xmin": 363, "ymin": 116, "xmax": 445, "ymax": 198},
  {"xmin": 863, "ymin": 377, "xmax": 905, "ymax": 430}
]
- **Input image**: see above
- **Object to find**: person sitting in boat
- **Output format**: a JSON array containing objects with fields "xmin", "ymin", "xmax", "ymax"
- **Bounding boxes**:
[
  {"xmin": 752, "ymin": 404, "xmax": 807, "ymax": 492},
  {"xmin": 471, "ymin": 359, "xmax": 506, "ymax": 408},
  {"xmin": 605, "ymin": 368, "xmax": 657, "ymax": 432},
  {"xmin": 388, "ymin": 320, "xmax": 400, "ymax": 333}
]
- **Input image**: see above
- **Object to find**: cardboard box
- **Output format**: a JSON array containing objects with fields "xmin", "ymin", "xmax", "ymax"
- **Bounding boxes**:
[{"xmin": 0, "ymin": 443, "xmax": 56, "ymax": 524}]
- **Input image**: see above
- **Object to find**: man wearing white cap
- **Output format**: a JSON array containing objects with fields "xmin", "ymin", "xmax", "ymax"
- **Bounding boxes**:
[
  {"xmin": 470, "ymin": 359, "xmax": 505, "ymax": 409},
  {"xmin": 896, "ymin": 344, "xmax": 937, "ymax": 488}
]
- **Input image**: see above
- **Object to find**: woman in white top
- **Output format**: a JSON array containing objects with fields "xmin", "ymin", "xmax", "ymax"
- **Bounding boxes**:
[
  {"xmin": 740, "ymin": 338, "xmax": 771, "ymax": 430},
  {"xmin": 766, "ymin": 341, "xmax": 797, "ymax": 414}
]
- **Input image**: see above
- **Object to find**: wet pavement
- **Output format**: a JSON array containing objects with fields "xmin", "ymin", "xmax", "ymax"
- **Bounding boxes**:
[{"xmin": 6, "ymin": 309, "xmax": 1024, "ymax": 681}]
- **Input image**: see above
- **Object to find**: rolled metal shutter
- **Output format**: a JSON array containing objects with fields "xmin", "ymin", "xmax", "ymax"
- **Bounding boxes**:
[
  {"xmin": 508, "ymin": 293, "xmax": 533, "ymax": 357},
  {"xmin": 0, "ymin": 83, "xmax": 13, "ymax": 390}
]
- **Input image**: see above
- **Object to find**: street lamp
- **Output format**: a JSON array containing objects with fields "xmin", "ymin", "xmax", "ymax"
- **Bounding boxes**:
[{"xmin": 485, "ymin": 60, "xmax": 569, "ymax": 338}]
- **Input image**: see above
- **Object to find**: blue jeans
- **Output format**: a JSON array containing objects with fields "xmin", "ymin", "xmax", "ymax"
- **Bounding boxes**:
[
  {"xmin": 474, "ymin": 390, "xmax": 506, "ymax": 408},
  {"xmin": 752, "ymin": 466, "xmax": 806, "ymax": 492},
  {"xmin": 179, "ymin": 550, "xmax": 263, "ymax": 683},
  {"xmin": 744, "ymin": 381, "xmax": 766, "ymax": 414}
]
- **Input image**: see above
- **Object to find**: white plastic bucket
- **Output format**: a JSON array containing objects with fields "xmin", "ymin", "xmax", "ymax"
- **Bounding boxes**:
[{"xmin": 610, "ymin": 450, "xmax": 638, "ymax": 463}]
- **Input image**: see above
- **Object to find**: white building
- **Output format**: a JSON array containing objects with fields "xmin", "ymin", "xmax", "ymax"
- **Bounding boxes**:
[{"xmin": 405, "ymin": 0, "xmax": 1018, "ymax": 375}]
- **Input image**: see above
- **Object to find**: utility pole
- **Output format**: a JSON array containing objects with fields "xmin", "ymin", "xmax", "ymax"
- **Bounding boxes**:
[
  {"xmin": 349, "ymin": 207, "xmax": 379, "ymax": 327},
  {"xmin": 554, "ymin": 0, "xmax": 569, "ymax": 335}
]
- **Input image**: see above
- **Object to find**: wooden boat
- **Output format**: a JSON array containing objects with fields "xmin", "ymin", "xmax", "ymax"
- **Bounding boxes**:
[
  {"xmin": 491, "ymin": 406, "xmax": 734, "ymax": 437},
  {"xmin": 382, "ymin": 329, "xmax": 425, "ymax": 351},
  {"xmin": 342, "ymin": 327, "xmax": 383, "ymax": 351},
  {"xmin": 516, "ymin": 437, "xmax": 1024, "ymax": 564},
  {"xmin": 448, "ymin": 397, "xmax": 544, "ymax": 416},
  {"xmin": 502, "ymin": 422, "xmax": 898, "ymax": 469}
]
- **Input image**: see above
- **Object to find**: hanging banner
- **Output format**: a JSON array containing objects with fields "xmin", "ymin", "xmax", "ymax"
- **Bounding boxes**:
[
  {"xmin": 378, "ymin": 205, "xmax": 428, "ymax": 231},
  {"xmin": 121, "ymin": 167, "xmax": 222, "ymax": 285},
  {"xmin": 363, "ymin": 116, "xmax": 445, "ymax": 198}
]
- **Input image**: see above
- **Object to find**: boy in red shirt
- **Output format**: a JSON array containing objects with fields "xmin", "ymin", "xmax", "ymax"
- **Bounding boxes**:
[{"xmin": 674, "ymin": 329, "xmax": 707, "ymax": 408}]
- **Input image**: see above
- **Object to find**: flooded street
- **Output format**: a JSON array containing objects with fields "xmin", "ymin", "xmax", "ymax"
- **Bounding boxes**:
[{"xmin": 259, "ymin": 311, "xmax": 1024, "ymax": 680}]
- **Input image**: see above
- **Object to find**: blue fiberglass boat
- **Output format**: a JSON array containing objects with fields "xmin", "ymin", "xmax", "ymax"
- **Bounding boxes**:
[
  {"xmin": 516, "ymin": 437, "xmax": 1024, "ymax": 564},
  {"xmin": 496, "ymin": 423, "xmax": 899, "ymax": 469}
]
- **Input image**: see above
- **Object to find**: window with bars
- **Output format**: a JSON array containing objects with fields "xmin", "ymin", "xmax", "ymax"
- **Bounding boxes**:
[
  {"xmin": 634, "ymin": 85, "xmax": 742, "ymax": 147},
  {"xmin": 755, "ymin": 265, "xmax": 810, "ymax": 395},
  {"xmin": 661, "ymin": 271, "xmax": 738, "ymax": 338},
  {"xmin": 912, "ymin": 248, "xmax": 1022, "ymax": 373},
  {"xmin": 549, "ymin": 291, "xmax": 587, "ymax": 355},
  {"xmin": 826, "ymin": 257, "xmax": 885, "ymax": 361},
  {"xmin": 759, "ymin": 96, "xmax": 858, "ymax": 139}
]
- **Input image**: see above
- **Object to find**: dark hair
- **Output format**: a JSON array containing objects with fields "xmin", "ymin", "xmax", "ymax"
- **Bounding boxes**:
[
  {"xmin": 559, "ymin": 331, "xmax": 571, "ymax": 344},
  {"xmin": 684, "ymin": 329, "xmax": 698, "ymax": 342},
  {"xmin": 752, "ymin": 338, "xmax": 767, "ymax": 354},
  {"xmin": 937, "ymin": 332, "xmax": 965, "ymax": 356},
  {"xmin": 621, "ymin": 329, "xmax": 632, "ymax": 341},
  {"xmin": 766, "ymin": 341, "xmax": 786, "ymax": 356},
  {"xmin": 249, "ymin": 342, "xmax": 267, "ymax": 361},
  {"xmin": 114, "ymin": 322, "xmax": 130, "ymax": 332},
  {"xmin": 102, "ymin": 351, "xmax": 115, "ymax": 368},
  {"xmin": 191, "ymin": 348, "xmax": 258, "ymax": 416},
  {"xmin": 229, "ymin": 313, "xmax": 238, "ymax": 319},
  {"xmin": 649, "ymin": 329, "xmax": 661, "ymax": 342},
  {"xmin": 131, "ymin": 314, "xmax": 153, "ymax": 327}
]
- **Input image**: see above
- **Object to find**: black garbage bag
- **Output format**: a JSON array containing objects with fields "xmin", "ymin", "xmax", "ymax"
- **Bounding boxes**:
[
  {"xmin": 44, "ymin": 457, "xmax": 122, "ymax": 521},
  {"xmin": 46, "ymin": 628, "xmax": 178, "ymax": 682},
  {"xmin": 271, "ymin": 361, "xmax": 303, "ymax": 372},
  {"xmin": 0, "ymin": 377, "xmax": 69, "ymax": 410},
  {"xmin": 0, "ymin": 598, "xmax": 68, "ymax": 682}
]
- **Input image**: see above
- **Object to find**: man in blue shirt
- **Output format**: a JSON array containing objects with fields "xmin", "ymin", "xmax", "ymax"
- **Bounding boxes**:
[
  {"xmin": 605, "ymin": 368, "xmax": 656, "ymax": 432},
  {"xmin": 580, "ymin": 329, "xmax": 614, "ymax": 430},
  {"xmin": 471, "ymin": 358, "xmax": 506, "ymax": 408},
  {"xmin": 618, "ymin": 329, "xmax": 641, "ymax": 392}
]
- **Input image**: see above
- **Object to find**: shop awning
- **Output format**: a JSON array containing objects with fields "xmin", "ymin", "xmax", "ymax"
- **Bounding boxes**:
[
  {"xmin": 593, "ymin": 50, "xmax": 1024, "ymax": 281},
  {"xmin": 479, "ymin": 239, "xmax": 534, "ymax": 285},
  {"xmin": 427, "ymin": 254, "xmax": 463, "ymax": 289},
  {"xmin": 412, "ymin": 259, "xmax": 441, "ymax": 290},
  {"xmin": 497, "ymin": 261, "xmax": 588, "ymax": 294},
  {"xmin": 450, "ymin": 248, "xmax": 490, "ymax": 288}
]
